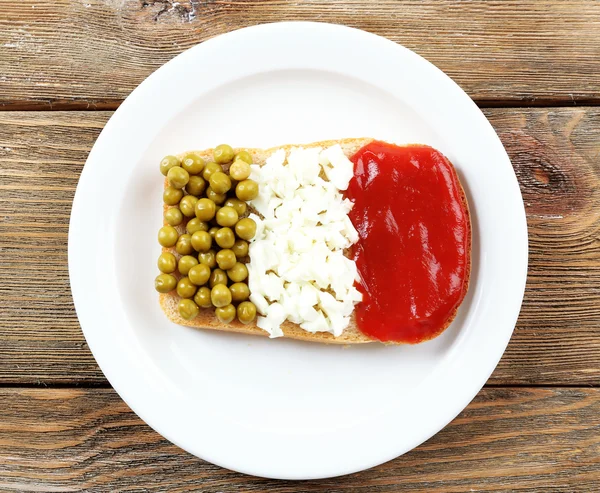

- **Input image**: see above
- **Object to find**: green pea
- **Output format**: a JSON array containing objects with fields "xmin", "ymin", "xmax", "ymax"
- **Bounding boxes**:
[
  {"xmin": 223, "ymin": 198, "xmax": 247, "ymax": 217},
  {"xmin": 177, "ymin": 277, "xmax": 197, "ymax": 299},
  {"xmin": 235, "ymin": 218, "xmax": 257, "ymax": 241},
  {"xmin": 198, "ymin": 250, "xmax": 217, "ymax": 269},
  {"xmin": 235, "ymin": 179, "xmax": 259, "ymax": 201},
  {"xmin": 237, "ymin": 301, "xmax": 257, "ymax": 324},
  {"xmin": 155, "ymin": 273, "xmax": 177, "ymax": 293},
  {"xmin": 164, "ymin": 208, "xmax": 183, "ymax": 226},
  {"xmin": 227, "ymin": 262, "xmax": 248, "ymax": 283},
  {"xmin": 229, "ymin": 159, "xmax": 251, "ymax": 181},
  {"xmin": 157, "ymin": 252, "xmax": 177, "ymax": 273},
  {"xmin": 208, "ymin": 226, "xmax": 219, "ymax": 240},
  {"xmin": 163, "ymin": 186, "xmax": 184, "ymax": 206},
  {"xmin": 178, "ymin": 299, "xmax": 200, "ymax": 320},
  {"xmin": 194, "ymin": 286, "xmax": 212, "ymax": 308},
  {"xmin": 235, "ymin": 150, "xmax": 253, "ymax": 164},
  {"xmin": 216, "ymin": 304, "xmax": 236, "ymax": 323},
  {"xmin": 186, "ymin": 218, "xmax": 208, "ymax": 235},
  {"xmin": 188, "ymin": 263, "xmax": 211, "ymax": 286},
  {"xmin": 216, "ymin": 249, "xmax": 237, "ymax": 270},
  {"xmin": 231, "ymin": 239, "xmax": 249, "ymax": 259},
  {"xmin": 186, "ymin": 175, "xmax": 206, "ymax": 196},
  {"xmin": 179, "ymin": 195, "xmax": 198, "ymax": 217},
  {"xmin": 215, "ymin": 227, "xmax": 235, "ymax": 249},
  {"xmin": 178, "ymin": 255, "xmax": 198, "ymax": 276},
  {"xmin": 191, "ymin": 230, "xmax": 212, "ymax": 252},
  {"xmin": 209, "ymin": 269, "xmax": 228, "ymax": 288},
  {"xmin": 175, "ymin": 233, "xmax": 194, "ymax": 255},
  {"xmin": 195, "ymin": 198, "xmax": 216, "ymax": 221},
  {"xmin": 209, "ymin": 171, "xmax": 232, "ymax": 194},
  {"xmin": 230, "ymin": 282, "xmax": 250, "ymax": 302},
  {"xmin": 213, "ymin": 144, "xmax": 234, "ymax": 164},
  {"xmin": 206, "ymin": 187, "xmax": 226, "ymax": 205},
  {"xmin": 216, "ymin": 206, "xmax": 239, "ymax": 227},
  {"xmin": 181, "ymin": 153, "xmax": 205, "ymax": 175},
  {"xmin": 160, "ymin": 155, "xmax": 180, "ymax": 176},
  {"xmin": 158, "ymin": 226, "xmax": 178, "ymax": 247},
  {"xmin": 211, "ymin": 283, "xmax": 232, "ymax": 308},
  {"xmin": 202, "ymin": 162, "xmax": 222, "ymax": 181},
  {"xmin": 167, "ymin": 166, "xmax": 190, "ymax": 189}
]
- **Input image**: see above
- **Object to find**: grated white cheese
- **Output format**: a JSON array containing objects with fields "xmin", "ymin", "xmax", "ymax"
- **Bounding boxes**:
[{"xmin": 247, "ymin": 145, "xmax": 362, "ymax": 338}]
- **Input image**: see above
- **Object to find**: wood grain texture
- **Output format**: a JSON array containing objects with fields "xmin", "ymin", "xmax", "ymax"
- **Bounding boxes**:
[
  {"xmin": 484, "ymin": 107, "xmax": 600, "ymax": 385},
  {"xmin": 0, "ymin": 387, "xmax": 597, "ymax": 492},
  {"xmin": 1, "ymin": 1, "xmax": 600, "ymax": 108},
  {"xmin": 0, "ymin": 112, "xmax": 110, "ymax": 384},
  {"xmin": 1, "ymin": 108, "xmax": 599, "ymax": 385}
]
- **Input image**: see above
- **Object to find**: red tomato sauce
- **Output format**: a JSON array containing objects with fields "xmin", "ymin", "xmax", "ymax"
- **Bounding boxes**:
[{"xmin": 347, "ymin": 141, "xmax": 471, "ymax": 343}]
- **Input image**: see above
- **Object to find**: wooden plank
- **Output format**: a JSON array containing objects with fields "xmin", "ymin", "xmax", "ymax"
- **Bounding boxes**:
[
  {"xmin": 0, "ymin": 387, "xmax": 598, "ymax": 491},
  {"xmin": 0, "ymin": 108, "xmax": 599, "ymax": 385},
  {"xmin": 0, "ymin": 112, "xmax": 109, "ymax": 384},
  {"xmin": 0, "ymin": 1, "xmax": 600, "ymax": 108},
  {"xmin": 484, "ymin": 107, "xmax": 600, "ymax": 385}
]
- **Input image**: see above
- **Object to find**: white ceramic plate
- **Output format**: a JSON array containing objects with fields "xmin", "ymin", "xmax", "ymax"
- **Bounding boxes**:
[{"xmin": 69, "ymin": 22, "xmax": 528, "ymax": 480}]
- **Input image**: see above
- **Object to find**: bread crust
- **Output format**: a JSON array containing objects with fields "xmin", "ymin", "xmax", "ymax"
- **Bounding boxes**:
[{"xmin": 159, "ymin": 138, "xmax": 471, "ymax": 345}]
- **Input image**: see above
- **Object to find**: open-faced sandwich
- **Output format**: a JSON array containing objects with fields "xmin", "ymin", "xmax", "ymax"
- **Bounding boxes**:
[{"xmin": 155, "ymin": 138, "xmax": 471, "ymax": 345}]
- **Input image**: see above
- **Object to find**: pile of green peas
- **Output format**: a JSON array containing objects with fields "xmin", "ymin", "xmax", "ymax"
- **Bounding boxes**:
[{"xmin": 155, "ymin": 144, "xmax": 259, "ymax": 325}]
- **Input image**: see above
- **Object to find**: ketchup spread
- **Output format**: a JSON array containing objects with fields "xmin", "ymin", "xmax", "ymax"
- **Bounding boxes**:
[{"xmin": 347, "ymin": 141, "xmax": 470, "ymax": 343}]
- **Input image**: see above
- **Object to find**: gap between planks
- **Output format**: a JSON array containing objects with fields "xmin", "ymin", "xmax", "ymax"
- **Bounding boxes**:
[
  {"xmin": 0, "ymin": 382, "xmax": 598, "ymax": 389},
  {"xmin": 2, "ymin": 100, "xmax": 600, "ymax": 112}
]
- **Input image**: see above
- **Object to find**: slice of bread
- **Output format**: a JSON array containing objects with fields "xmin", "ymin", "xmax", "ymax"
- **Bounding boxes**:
[{"xmin": 159, "ymin": 138, "xmax": 471, "ymax": 345}]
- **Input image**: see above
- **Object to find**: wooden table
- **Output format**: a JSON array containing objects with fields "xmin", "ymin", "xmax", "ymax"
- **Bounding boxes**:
[{"xmin": 1, "ymin": 1, "xmax": 599, "ymax": 491}]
